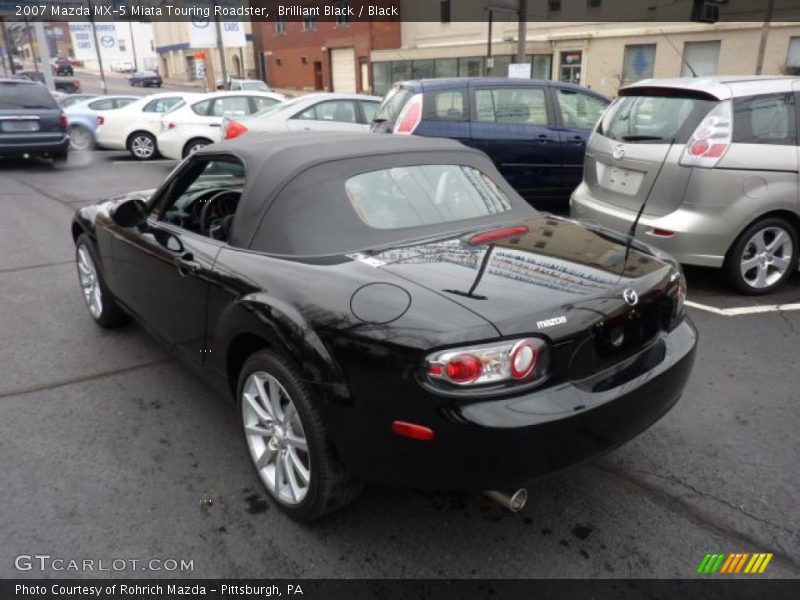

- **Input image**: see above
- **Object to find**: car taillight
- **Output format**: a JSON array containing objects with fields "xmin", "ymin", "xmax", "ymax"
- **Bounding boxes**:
[
  {"xmin": 224, "ymin": 119, "xmax": 248, "ymax": 140},
  {"xmin": 679, "ymin": 100, "xmax": 732, "ymax": 168},
  {"xmin": 96, "ymin": 115, "xmax": 104, "ymax": 126},
  {"xmin": 393, "ymin": 93, "xmax": 422, "ymax": 135},
  {"xmin": 425, "ymin": 338, "xmax": 550, "ymax": 388},
  {"xmin": 59, "ymin": 112, "xmax": 67, "ymax": 131},
  {"xmin": 468, "ymin": 225, "xmax": 529, "ymax": 246}
]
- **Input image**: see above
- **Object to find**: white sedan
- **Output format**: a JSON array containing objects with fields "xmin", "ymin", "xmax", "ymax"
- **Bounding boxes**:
[
  {"xmin": 95, "ymin": 92, "xmax": 202, "ymax": 160},
  {"xmin": 156, "ymin": 91, "xmax": 286, "ymax": 160},
  {"xmin": 221, "ymin": 93, "xmax": 381, "ymax": 140}
]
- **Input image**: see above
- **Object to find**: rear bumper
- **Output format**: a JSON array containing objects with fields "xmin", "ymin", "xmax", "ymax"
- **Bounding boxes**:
[
  {"xmin": 570, "ymin": 183, "xmax": 728, "ymax": 268},
  {"xmin": 0, "ymin": 136, "xmax": 69, "ymax": 157},
  {"xmin": 156, "ymin": 131, "xmax": 184, "ymax": 160},
  {"xmin": 322, "ymin": 318, "xmax": 697, "ymax": 490}
]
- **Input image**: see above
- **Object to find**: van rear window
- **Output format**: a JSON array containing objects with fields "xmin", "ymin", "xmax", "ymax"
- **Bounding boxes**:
[
  {"xmin": 0, "ymin": 82, "xmax": 57, "ymax": 110},
  {"xmin": 598, "ymin": 95, "xmax": 717, "ymax": 144}
]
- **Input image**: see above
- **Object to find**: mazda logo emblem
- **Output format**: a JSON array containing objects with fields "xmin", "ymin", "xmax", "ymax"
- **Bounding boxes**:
[
  {"xmin": 613, "ymin": 144, "xmax": 625, "ymax": 160},
  {"xmin": 623, "ymin": 289, "xmax": 638, "ymax": 306}
]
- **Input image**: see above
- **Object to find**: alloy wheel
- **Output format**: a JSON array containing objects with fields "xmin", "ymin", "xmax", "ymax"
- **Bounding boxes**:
[
  {"xmin": 70, "ymin": 127, "xmax": 92, "ymax": 151},
  {"xmin": 77, "ymin": 245, "xmax": 102, "ymax": 319},
  {"xmin": 739, "ymin": 226, "xmax": 794, "ymax": 290},
  {"xmin": 242, "ymin": 371, "xmax": 311, "ymax": 506},
  {"xmin": 131, "ymin": 135, "xmax": 155, "ymax": 159}
]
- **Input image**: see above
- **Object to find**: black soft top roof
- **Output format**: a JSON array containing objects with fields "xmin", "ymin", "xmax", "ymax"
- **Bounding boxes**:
[{"xmin": 193, "ymin": 133, "xmax": 522, "ymax": 252}]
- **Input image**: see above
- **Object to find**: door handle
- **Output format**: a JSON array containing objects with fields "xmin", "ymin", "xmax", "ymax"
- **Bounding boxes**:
[
  {"xmin": 176, "ymin": 252, "xmax": 199, "ymax": 277},
  {"xmin": 209, "ymin": 123, "xmax": 222, "ymax": 127}
]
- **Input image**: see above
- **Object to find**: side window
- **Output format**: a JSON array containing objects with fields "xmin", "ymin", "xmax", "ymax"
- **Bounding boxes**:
[
  {"xmin": 192, "ymin": 100, "xmax": 211, "ymax": 116},
  {"xmin": 300, "ymin": 100, "xmax": 358, "ymax": 123},
  {"xmin": 115, "ymin": 98, "xmax": 136, "ymax": 109},
  {"xmin": 556, "ymin": 90, "xmax": 608, "ymax": 129},
  {"xmin": 360, "ymin": 100, "xmax": 378, "ymax": 123},
  {"xmin": 160, "ymin": 159, "xmax": 246, "ymax": 241},
  {"xmin": 733, "ymin": 93, "xmax": 797, "ymax": 145},
  {"xmin": 252, "ymin": 96, "xmax": 279, "ymax": 112},
  {"xmin": 425, "ymin": 89, "xmax": 466, "ymax": 121},
  {"xmin": 211, "ymin": 96, "xmax": 251, "ymax": 117},
  {"xmin": 88, "ymin": 98, "xmax": 114, "ymax": 110},
  {"xmin": 143, "ymin": 99, "xmax": 160, "ymax": 112},
  {"xmin": 474, "ymin": 88, "xmax": 548, "ymax": 125}
]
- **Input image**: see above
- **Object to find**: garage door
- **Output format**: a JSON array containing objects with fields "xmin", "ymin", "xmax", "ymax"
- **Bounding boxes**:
[{"xmin": 330, "ymin": 47, "xmax": 356, "ymax": 93}]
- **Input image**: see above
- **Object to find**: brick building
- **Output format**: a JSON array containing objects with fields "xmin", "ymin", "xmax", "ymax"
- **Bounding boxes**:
[{"xmin": 250, "ymin": 1, "xmax": 400, "ymax": 93}]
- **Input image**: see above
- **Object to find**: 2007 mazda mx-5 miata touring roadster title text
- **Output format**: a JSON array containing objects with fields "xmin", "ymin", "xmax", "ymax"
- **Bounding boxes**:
[{"xmin": 72, "ymin": 133, "xmax": 696, "ymax": 521}]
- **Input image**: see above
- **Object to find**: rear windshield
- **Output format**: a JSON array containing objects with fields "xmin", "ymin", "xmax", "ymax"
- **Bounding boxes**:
[
  {"xmin": 345, "ymin": 165, "xmax": 512, "ymax": 229},
  {"xmin": 598, "ymin": 94, "xmax": 717, "ymax": 143},
  {"xmin": 374, "ymin": 86, "xmax": 412, "ymax": 124},
  {"xmin": 0, "ymin": 82, "xmax": 57, "ymax": 110}
]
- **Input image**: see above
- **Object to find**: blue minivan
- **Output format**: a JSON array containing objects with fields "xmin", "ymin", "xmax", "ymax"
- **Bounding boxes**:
[{"xmin": 372, "ymin": 78, "xmax": 609, "ymax": 208}]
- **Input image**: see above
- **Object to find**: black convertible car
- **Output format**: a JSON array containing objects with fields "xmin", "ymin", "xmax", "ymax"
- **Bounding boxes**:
[{"xmin": 72, "ymin": 133, "xmax": 696, "ymax": 521}]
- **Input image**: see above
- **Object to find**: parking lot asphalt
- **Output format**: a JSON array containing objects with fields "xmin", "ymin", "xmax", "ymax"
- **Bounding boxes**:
[{"xmin": 0, "ymin": 152, "xmax": 798, "ymax": 579}]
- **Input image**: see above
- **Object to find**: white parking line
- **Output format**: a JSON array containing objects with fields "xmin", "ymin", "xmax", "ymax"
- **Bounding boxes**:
[
  {"xmin": 112, "ymin": 160, "xmax": 176, "ymax": 165},
  {"xmin": 685, "ymin": 300, "xmax": 800, "ymax": 316}
]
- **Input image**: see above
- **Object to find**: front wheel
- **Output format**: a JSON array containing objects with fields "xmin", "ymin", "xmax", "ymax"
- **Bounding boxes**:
[
  {"xmin": 724, "ymin": 217, "xmax": 798, "ymax": 295},
  {"xmin": 237, "ymin": 350, "xmax": 361, "ymax": 521},
  {"xmin": 75, "ymin": 234, "xmax": 128, "ymax": 328}
]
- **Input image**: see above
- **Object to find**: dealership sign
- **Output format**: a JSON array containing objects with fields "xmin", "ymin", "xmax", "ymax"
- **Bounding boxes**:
[{"xmin": 187, "ymin": 19, "xmax": 245, "ymax": 48}]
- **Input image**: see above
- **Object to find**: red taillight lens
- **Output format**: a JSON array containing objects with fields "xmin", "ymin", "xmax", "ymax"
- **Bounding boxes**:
[
  {"xmin": 468, "ymin": 225, "xmax": 529, "ymax": 246},
  {"xmin": 96, "ymin": 115, "xmax": 104, "ymax": 126},
  {"xmin": 510, "ymin": 341, "xmax": 538, "ymax": 380},
  {"xmin": 650, "ymin": 228, "xmax": 675, "ymax": 237},
  {"xmin": 445, "ymin": 354, "xmax": 483, "ymax": 383},
  {"xmin": 391, "ymin": 421, "xmax": 435, "ymax": 441},
  {"xmin": 393, "ymin": 94, "xmax": 422, "ymax": 135},
  {"xmin": 679, "ymin": 100, "xmax": 732, "ymax": 168},
  {"xmin": 59, "ymin": 112, "xmax": 67, "ymax": 131},
  {"xmin": 426, "ymin": 338, "xmax": 550, "ymax": 388},
  {"xmin": 224, "ymin": 119, "xmax": 248, "ymax": 140}
]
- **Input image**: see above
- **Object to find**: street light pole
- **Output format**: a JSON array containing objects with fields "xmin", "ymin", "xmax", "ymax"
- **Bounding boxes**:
[
  {"xmin": 516, "ymin": 0, "xmax": 527, "ymax": 64},
  {"xmin": 129, "ymin": 20, "xmax": 138, "ymax": 72},
  {"xmin": 213, "ymin": 0, "xmax": 228, "ymax": 88}
]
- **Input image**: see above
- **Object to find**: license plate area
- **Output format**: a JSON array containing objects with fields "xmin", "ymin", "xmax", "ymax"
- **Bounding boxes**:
[
  {"xmin": 597, "ymin": 162, "xmax": 644, "ymax": 196},
  {"xmin": 1, "ymin": 120, "xmax": 40, "ymax": 133}
]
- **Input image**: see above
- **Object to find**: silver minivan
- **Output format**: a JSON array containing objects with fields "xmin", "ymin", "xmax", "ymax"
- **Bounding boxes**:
[{"xmin": 571, "ymin": 76, "xmax": 799, "ymax": 294}]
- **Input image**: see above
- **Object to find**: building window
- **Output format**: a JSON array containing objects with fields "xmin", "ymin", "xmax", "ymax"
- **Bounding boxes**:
[
  {"xmin": 622, "ymin": 44, "xmax": 656, "ymax": 85},
  {"xmin": 302, "ymin": 18, "xmax": 316, "ymax": 32},
  {"xmin": 786, "ymin": 37, "xmax": 800, "ymax": 75},
  {"xmin": 440, "ymin": 0, "xmax": 451, "ymax": 23},
  {"xmin": 373, "ymin": 62, "xmax": 391, "ymax": 96},
  {"xmin": 335, "ymin": 0, "xmax": 350, "ymax": 25},
  {"xmin": 459, "ymin": 56, "xmax": 485, "ymax": 77},
  {"xmin": 682, "ymin": 40, "xmax": 721, "ymax": 76},
  {"xmin": 548, "ymin": 0, "xmax": 562, "ymax": 11},
  {"xmin": 531, "ymin": 54, "xmax": 552, "ymax": 79},
  {"xmin": 559, "ymin": 51, "xmax": 582, "ymax": 84},
  {"xmin": 275, "ymin": 16, "xmax": 286, "ymax": 35},
  {"xmin": 587, "ymin": 0, "xmax": 602, "ymax": 7},
  {"xmin": 118, "ymin": 39, "xmax": 126, "ymax": 52}
]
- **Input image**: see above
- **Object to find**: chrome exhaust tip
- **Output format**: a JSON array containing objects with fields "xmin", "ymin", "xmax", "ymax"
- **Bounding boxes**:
[{"xmin": 483, "ymin": 489, "xmax": 528, "ymax": 513}]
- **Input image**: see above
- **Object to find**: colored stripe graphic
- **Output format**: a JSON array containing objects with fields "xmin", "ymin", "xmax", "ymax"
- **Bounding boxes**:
[{"xmin": 700, "ymin": 552, "xmax": 773, "ymax": 575}]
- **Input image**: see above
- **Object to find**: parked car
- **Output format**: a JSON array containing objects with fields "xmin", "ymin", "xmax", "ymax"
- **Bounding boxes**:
[
  {"xmin": 129, "ymin": 70, "xmax": 163, "ymax": 87},
  {"xmin": 372, "ymin": 78, "xmax": 609, "ymax": 209},
  {"xmin": 71, "ymin": 133, "xmax": 696, "ymax": 521},
  {"xmin": 11, "ymin": 56, "xmax": 23, "ymax": 70},
  {"xmin": 571, "ymin": 76, "xmax": 800, "ymax": 294},
  {"xmin": 0, "ymin": 78, "xmax": 69, "ymax": 162},
  {"xmin": 156, "ymin": 91, "xmax": 285, "ymax": 159},
  {"xmin": 95, "ymin": 92, "xmax": 202, "ymax": 160},
  {"xmin": 113, "ymin": 61, "xmax": 135, "ymax": 73},
  {"xmin": 15, "ymin": 70, "xmax": 82, "ymax": 94},
  {"xmin": 229, "ymin": 78, "xmax": 271, "ymax": 92},
  {"xmin": 58, "ymin": 93, "xmax": 98, "ymax": 110},
  {"xmin": 222, "ymin": 93, "xmax": 381, "ymax": 140},
  {"xmin": 51, "ymin": 58, "xmax": 74, "ymax": 76},
  {"xmin": 65, "ymin": 95, "xmax": 138, "ymax": 151}
]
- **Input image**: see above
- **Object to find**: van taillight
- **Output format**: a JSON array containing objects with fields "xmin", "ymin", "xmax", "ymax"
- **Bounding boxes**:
[
  {"xmin": 679, "ymin": 100, "xmax": 732, "ymax": 168},
  {"xmin": 59, "ymin": 112, "xmax": 67, "ymax": 131},
  {"xmin": 393, "ymin": 93, "xmax": 422, "ymax": 135}
]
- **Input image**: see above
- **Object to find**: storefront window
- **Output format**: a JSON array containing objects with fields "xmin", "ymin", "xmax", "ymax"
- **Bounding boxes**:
[
  {"xmin": 391, "ymin": 60, "xmax": 411, "ymax": 83},
  {"xmin": 435, "ymin": 57, "xmax": 458, "ymax": 78},
  {"xmin": 372, "ymin": 62, "xmax": 392, "ymax": 96},
  {"xmin": 489, "ymin": 55, "xmax": 512, "ymax": 77},
  {"xmin": 459, "ymin": 56, "xmax": 485, "ymax": 77},
  {"xmin": 559, "ymin": 51, "xmax": 582, "ymax": 84},
  {"xmin": 531, "ymin": 55, "xmax": 552, "ymax": 79},
  {"xmin": 412, "ymin": 59, "xmax": 435, "ymax": 79}
]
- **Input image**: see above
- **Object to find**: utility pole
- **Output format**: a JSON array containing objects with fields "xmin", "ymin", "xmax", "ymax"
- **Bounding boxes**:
[
  {"xmin": 0, "ymin": 18, "xmax": 15, "ymax": 75},
  {"xmin": 213, "ymin": 0, "xmax": 228, "ymax": 88},
  {"xmin": 25, "ymin": 18, "xmax": 38, "ymax": 73},
  {"xmin": 129, "ymin": 21, "xmax": 138, "ymax": 72},
  {"xmin": 516, "ymin": 0, "xmax": 527, "ymax": 64},
  {"xmin": 88, "ymin": 16, "xmax": 108, "ymax": 93},
  {"xmin": 33, "ymin": 22, "xmax": 55, "ymax": 89},
  {"xmin": 486, "ymin": 9, "xmax": 494, "ymax": 76},
  {"xmin": 755, "ymin": 0, "xmax": 775, "ymax": 75}
]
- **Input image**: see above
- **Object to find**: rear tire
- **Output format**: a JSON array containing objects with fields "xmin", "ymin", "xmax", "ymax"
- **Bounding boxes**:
[
  {"xmin": 127, "ymin": 131, "xmax": 157, "ymax": 160},
  {"xmin": 723, "ymin": 217, "xmax": 798, "ymax": 295},
  {"xmin": 75, "ymin": 234, "xmax": 129, "ymax": 328},
  {"xmin": 237, "ymin": 350, "xmax": 362, "ymax": 521}
]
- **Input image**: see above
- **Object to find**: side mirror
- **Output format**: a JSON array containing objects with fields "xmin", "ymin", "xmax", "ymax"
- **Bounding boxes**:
[{"xmin": 111, "ymin": 198, "xmax": 147, "ymax": 228}]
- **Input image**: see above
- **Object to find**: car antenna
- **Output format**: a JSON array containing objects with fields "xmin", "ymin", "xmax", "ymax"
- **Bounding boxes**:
[
  {"xmin": 624, "ymin": 136, "xmax": 677, "ymax": 265},
  {"xmin": 661, "ymin": 30, "xmax": 697, "ymax": 77}
]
